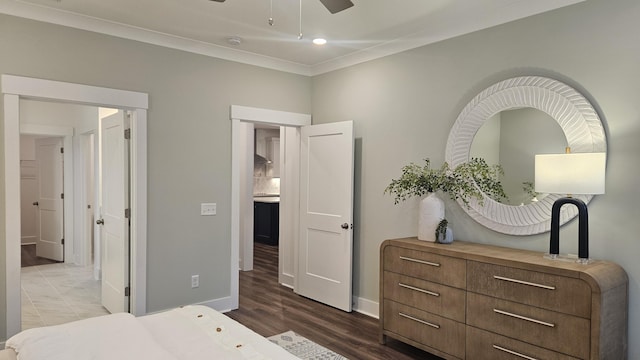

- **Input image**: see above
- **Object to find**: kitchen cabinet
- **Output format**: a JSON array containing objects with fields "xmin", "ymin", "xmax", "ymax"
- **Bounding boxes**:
[{"xmin": 254, "ymin": 200, "xmax": 279, "ymax": 245}]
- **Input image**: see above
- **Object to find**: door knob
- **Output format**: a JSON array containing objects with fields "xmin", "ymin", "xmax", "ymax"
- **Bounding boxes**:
[
  {"xmin": 96, "ymin": 219, "xmax": 104, "ymax": 225},
  {"xmin": 32, "ymin": 201, "xmax": 39, "ymax": 206},
  {"xmin": 341, "ymin": 223, "xmax": 350, "ymax": 229}
]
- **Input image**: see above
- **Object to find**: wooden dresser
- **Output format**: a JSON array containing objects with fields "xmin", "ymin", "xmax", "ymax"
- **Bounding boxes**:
[{"xmin": 379, "ymin": 238, "xmax": 628, "ymax": 359}]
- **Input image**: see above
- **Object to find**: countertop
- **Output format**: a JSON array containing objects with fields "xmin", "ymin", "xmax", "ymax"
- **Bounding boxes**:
[{"xmin": 253, "ymin": 195, "xmax": 280, "ymax": 203}]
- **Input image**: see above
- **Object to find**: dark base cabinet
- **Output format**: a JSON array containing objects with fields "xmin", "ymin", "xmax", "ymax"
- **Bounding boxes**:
[{"xmin": 254, "ymin": 201, "xmax": 279, "ymax": 245}]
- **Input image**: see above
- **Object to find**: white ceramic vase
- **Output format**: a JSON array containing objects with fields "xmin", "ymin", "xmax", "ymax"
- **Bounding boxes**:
[{"xmin": 418, "ymin": 192, "xmax": 445, "ymax": 242}]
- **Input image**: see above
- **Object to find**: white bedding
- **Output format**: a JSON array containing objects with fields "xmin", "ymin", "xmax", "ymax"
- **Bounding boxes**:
[{"xmin": 5, "ymin": 305, "xmax": 299, "ymax": 360}]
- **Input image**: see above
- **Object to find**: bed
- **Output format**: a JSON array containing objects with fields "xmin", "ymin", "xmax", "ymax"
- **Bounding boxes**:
[{"xmin": 1, "ymin": 305, "xmax": 298, "ymax": 360}]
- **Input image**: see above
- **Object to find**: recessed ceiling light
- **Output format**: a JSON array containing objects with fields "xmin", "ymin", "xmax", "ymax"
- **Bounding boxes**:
[{"xmin": 313, "ymin": 38, "xmax": 327, "ymax": 45}]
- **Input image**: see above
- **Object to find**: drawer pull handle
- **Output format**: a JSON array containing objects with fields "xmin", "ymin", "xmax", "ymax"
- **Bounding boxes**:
[
  {"xmin": 493, "ymin": 345, "xmax": 539, "ymax": 360},
  {"xmin": 493, "ymin": 309, "xmax": 555, "ymax": 328},
  {"xmin": 494, "ymin": 275, "xmax": 556, "ymax": 290},
  {"xmin": 399, "ymin": 256, "xmax": 440, "ymax": 267},
  {"xmin": 398, "ymin": 312, "xmax": 440, "ymax": 329},
  {"xmin": 399, "ymin": 283, "xmax": 440, "ymax": 297}
]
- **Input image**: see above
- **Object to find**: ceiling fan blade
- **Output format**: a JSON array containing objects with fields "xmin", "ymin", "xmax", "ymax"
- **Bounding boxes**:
[
  {"xmin": 318, "ymin": 0, "xmax": 354, "ymax": 14},
  {"xmin": 209, "ymin": 0, "xmax": 225, "ymax": 2}
]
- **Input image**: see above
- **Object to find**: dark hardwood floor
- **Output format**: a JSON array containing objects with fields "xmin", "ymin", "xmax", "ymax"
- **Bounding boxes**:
[
  {"xmin": 21, "ymin": 244, "xmax": 61, "ymax": 267},
  {"xmin": 226, "ymin": 242, "xmax": 441, "ymax": 360}
]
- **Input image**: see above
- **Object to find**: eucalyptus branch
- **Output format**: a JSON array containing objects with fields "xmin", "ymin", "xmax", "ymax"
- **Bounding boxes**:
[
  {"xmin": 384, "ymin": 158, "xmax": 508, "ymax": 207},
  {"xmin": 522, "ymin": 181, "xmax": 538, "ymax": 200}
]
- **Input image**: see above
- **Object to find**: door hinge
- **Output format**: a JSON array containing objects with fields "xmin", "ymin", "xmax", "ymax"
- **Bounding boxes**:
[
  {"xmin": 61, "ymin": 193, "xmax": 64, "ymax": 199},
  {"xmin": 124, "ymin": 208, "xmax": 130, "ymax": 219},
  {"xmin": 124, "ymin": 286, "xmax": 130, "ymax": 296},
  {"xmin": 61, "ymin": 238, "xmax": 64, "ymax": 245},
  {"xmin": 60, "ymin": 147, "xmax": 64, "ymax": 154},
  {"xmin": 124, "ymin": 128, "xmax": 131, "ymax": 139}
]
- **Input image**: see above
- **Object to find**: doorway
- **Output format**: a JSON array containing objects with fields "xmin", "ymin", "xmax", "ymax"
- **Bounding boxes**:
[
  {"xmin": 250, "ymin": 124, "xmax": 282, "ymax": 287},
  {"xmin": 2, "ymin": 74, "xmax": 149, "ymax": 337},
  {"xmin": 19, "ymin": 106, "xmax": 132, "ymax": 329},
  {"xmin": 232, "ymin": 106, "xmax": 355, "ymax": 313},
  {"xmin": 230, "ymin": 105, "xmax": 311, "ymax": 310}
]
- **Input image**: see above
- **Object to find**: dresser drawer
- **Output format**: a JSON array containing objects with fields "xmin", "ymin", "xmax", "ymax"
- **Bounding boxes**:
[
  {"xmin": 383, "ymin": 300, "xmax": 465, "ymax": 359},
  {"xmin": 466, "ymin": 326, "xmax": 579, "ymax": 360},
  {"xmin": 384, "ymin": 245, "xmax": 466, "ymax": 288},
  {"xmin": 467, "ymin": 261, "xmax": 591, "ymax": 318},
  {"xmin": 466, "ymin": 293, "xmax": 589, "ymax": 359},
  {"xmin": 383, "ymin": 271, "xmax": 466, "ymax": 322}
]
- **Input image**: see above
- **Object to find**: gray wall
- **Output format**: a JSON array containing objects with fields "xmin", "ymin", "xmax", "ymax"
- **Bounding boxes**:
[
  {"xmin": 499, "ymin": 108, "xmax": 566, "ymax": 205},
  {"xmin": 0, "ymin": 14, "xmax": 311, "ymax": 340},
  {"xmin": 470, "ymin": 113, "xmax": 501, "ymax": 169},
  {"xmin": 312, "ymin": 0, "xmax": 640, "ymax": 357}
]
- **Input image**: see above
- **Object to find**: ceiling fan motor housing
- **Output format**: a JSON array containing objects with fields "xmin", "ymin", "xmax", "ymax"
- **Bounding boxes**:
[{"xmin": 210, "ymin": 0, "xmax": 354, "ymax": 14}]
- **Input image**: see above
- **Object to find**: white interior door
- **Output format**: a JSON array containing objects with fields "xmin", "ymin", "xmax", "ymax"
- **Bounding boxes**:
[
  {"xmin": 99, "ymin": 110, "xmax": 130, "ymax": 313},
  {"xmin": 34, "ymin": 137, "xmax": 64, "ymax": 261},
  {"xmin": 296, "ymin": 120, "xmax": 354, "ymax": 312}
]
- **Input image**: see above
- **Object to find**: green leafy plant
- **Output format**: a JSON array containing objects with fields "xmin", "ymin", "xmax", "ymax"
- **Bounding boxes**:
[
  {"xmin": 522, "ymin": 181, "xmax": 539, "ymax": 201},
  {"xmin": 384, "ymin": 158, "xmax": 508, "ymax": 207},
  {"xmin": 435, "ymin": 219, "xmax": 448, "ymax": 241}
]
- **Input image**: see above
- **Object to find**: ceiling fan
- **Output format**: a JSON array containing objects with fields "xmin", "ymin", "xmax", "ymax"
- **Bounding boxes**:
[{"xmin": 209, "ymin": 0, "xmax": 354, "ymax": 14}]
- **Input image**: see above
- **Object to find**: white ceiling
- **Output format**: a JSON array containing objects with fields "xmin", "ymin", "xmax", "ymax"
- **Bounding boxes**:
[{"xmin": 1, "ymin": 0, "xmax": 584, "ymax": 76}]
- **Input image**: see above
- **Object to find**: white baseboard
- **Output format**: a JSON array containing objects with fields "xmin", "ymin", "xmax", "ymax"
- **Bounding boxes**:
[
  {"xmin": 279, "ymin": 275, "xmax": 294, "ymax": 289},
  {"xmin": 352, "ymin": 296, "xmax": 379, "ymax": 319},
  {"xmin": 186, "ymin": 295, "xmax": 378, "ymax": 319},
  {"xmin": 143, "ymin": 297, "xmax": 235, "ymax": 317},
  {"xmin": 197, "ymin": 297, "xmax": 234, "ymax": 313}
]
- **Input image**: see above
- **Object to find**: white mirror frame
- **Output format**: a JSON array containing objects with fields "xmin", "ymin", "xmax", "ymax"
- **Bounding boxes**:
[{"xmin": 445, "ymin": 76, "xmax": 606, "ymax": 235}]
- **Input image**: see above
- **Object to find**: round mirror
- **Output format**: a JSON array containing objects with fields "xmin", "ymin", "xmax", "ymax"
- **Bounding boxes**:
[
  {"xmin": 446, "ymin": 76, "xmax": 606, "ymax": 235},
  {"xmin": 470, "ymin": 108, "xmax": 567, "ymax": 206}
]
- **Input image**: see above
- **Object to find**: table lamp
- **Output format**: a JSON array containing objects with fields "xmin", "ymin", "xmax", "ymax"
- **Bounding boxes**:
[{"xmin": 534, "ymin": 151, "xmax": 606, "ymax": 263}]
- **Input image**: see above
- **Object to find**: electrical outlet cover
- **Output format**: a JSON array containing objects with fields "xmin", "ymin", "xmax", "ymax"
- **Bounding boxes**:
[{"xmin": 200, "ymin": 203, "xmax": 216, "ymax": 216}]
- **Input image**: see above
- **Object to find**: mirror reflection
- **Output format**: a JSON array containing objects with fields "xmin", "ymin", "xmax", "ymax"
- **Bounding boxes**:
[{"xmin": 470, "ymin": 108, "xmax": 567, "ymax": 206}]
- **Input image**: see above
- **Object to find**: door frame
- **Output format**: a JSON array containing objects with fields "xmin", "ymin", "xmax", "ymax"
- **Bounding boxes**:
[
  {"xmin": 2, "ymin": 74, "xmax": 148, "ymax": 337},
  {"xmin": 74, "ymin": 126, "xmax": 97, "ymax": 270},
  {"xmin": 230, "ymin": 105, "xmax": 310, "ymax": 309}
]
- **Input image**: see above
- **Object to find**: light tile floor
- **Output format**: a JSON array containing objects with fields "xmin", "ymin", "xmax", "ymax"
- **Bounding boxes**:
[{"xmin": 21, "ymin": 263, "xmax": 110, "ymax": 330}]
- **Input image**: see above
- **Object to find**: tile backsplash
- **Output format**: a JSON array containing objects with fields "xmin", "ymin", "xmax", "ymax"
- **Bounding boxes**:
[
  {"xmin": 254, "ymin": 176, "xmax": 280, "ymax": 195},
  {"xmin": 253, "ymin": 128, "xmax": 280, "ymax": 195}
]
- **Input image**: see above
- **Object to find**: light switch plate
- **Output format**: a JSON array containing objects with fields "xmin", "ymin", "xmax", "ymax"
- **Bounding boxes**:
[{"xmin": 201, "ymin": 203, "xmax": 216, "ymax": 216}]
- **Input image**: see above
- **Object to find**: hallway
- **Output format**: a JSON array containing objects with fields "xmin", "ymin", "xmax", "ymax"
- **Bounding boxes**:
[{"xmin": 21, "ymin": 263, "xmax": 109, "ymax": 330}]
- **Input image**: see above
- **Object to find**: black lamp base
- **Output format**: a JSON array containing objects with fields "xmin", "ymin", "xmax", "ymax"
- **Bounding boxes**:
[{"xmin": 549, "ymin": 197, "xmax": 590, "ymax": 262}]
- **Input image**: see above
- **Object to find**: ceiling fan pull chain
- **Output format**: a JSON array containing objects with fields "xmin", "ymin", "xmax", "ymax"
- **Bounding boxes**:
[
  {"xmin": 298, "ymin": 0, "xmax": 303, "ymax": 39},
  {"xmin": 268, "ymin": 0, "xmax": 274, "ymax": 26}
]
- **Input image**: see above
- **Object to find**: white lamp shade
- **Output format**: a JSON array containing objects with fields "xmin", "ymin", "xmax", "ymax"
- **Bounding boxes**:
[{"xmin": 535, "ymin": 153, "xmax": 606, "ymax": 195}]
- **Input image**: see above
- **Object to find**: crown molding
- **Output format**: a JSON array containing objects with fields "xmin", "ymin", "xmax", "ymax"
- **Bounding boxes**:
[
  {"xmin": 309, "ymin": 0, "xmax": 585, "ymax": 76},
  {"xmin": 1, "ymin": 0, "xmax": 584, "ymax": 77},
  {"xmin": 0, "ymin": 0, "xmax": 314, "ymax": 76}
]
